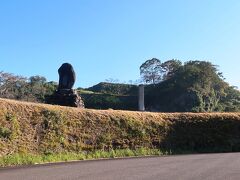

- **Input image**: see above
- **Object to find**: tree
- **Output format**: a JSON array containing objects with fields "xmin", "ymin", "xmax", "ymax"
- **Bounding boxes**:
[
  {"xmin": 0, "ymin": 71, "xmax": 56, "ymax": 102},
  {"xmin": 145, "ymin": 60, "xmax": 237, "ymax": 112},
  {"xmin": 218, "ymin": 86, "xmax": 240, "ymax": 112},
  {"xmin": 161, "ymin": 59, "xmax": 182, "ymax": 80},
  {"xmin": 0, "ymin": 71, "xmax": 28, "ymax": 99},
  {"xmin": 29, "ymin": 75, "xmax": 46, "ymax": 85},
  {"xmin": 29, "ymin": 75, "xmax": 52, "ymax": 102},
  {"xmin": 172, "ymin": 61, "xmax": 227, "ymax": 112},
  {"xmin": 140, "ymin": 58, "xmax": 163, "ymax": 84}
]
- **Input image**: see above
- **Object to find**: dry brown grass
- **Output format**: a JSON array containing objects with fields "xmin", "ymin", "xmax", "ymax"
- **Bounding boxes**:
[{"xmin": 1, "ymin": 98, "xmax": 240, "ymax": 157}]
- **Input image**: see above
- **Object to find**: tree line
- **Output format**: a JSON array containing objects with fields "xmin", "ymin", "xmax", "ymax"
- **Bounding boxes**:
[
  {"xmin": 0, "ymin": 59, "xmax": 239, "ymax": 112},
  {"xmin": 0, "ymin": 72, "xmax": 56, "ymax": 102},
  {"xmin": 140, "ymin": 58, "xmax": 240, "ymax": 112}
]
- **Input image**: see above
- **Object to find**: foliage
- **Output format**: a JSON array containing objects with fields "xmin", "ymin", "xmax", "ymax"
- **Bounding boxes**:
[
  {"xmin": 0, "ymin": 72, "xmax": 57, "ymax": 102},
  {"xmin": 161, "ymin": 114, "xmax": 240, "ymax": 153},
  {"xmin": 140, "ymin": 58, "xmax": 163, "ymax": 84},
  {"xmin": 145, "ymin": 60, "xmax": 240, "ymax": 112},
  {"xmin": 81, "ymin": 93, "xmax": 138, "ymax": 110},
  {"xmin": 140, "ymin": 58, "xmax": 182, "ymax": 84},
  {"xmin": 79, "ymin": 82, "xmax": 138, "ymax": 110},
  {"xmin": 1, "ymin": 59, "xmax": 240, "ymax": 113},
  {"xmin": 82, "ymin": 60, "xmax": 240, "ymax": 112},
  {"xmin": 161, "ymin": 59, "xmax": 182, "ymax": 80},
  {"xmin": 0, "ymin": 71, "xmax": 28, "ymax": 100},
  {"xmin": 28, "ymin": 76, "xmax": 56, "ymax": 102},
  {"xmin": 218, "ymin": 86, "xmax": 240, "ymax": 112},
  {"xmin": 0, "ymin": 127, "xmax": 11, "ymax": 139}
]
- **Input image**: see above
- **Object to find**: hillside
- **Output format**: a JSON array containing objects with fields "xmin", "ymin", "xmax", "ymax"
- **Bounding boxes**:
[
  {"xmin": 1, "ymin": 98, "xmax": 240, "ymax": 158},
  {"xmin": 78, "ymin": 82, "xmax": 138, "ymax": 110},
  {"xmin": 86, "ymin": 82, "xmax": 138, "ymax": 95}
]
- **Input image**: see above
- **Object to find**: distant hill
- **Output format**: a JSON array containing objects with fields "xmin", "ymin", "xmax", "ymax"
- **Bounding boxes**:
[
  {"xmin": 85, "ymin": 82, "xmax": 138, "ymax": 95},
  {"xmin": 78, "ymin": 82, "xmax": 138, "ymax": 110}
]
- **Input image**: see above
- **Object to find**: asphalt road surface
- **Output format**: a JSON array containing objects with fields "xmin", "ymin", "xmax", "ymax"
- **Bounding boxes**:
[{"xmin": 1, "ymin": 153, "xmax": 240, "ymax": 180}]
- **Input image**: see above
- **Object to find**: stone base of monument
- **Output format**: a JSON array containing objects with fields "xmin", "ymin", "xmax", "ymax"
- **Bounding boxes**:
[{"xmin": 47, "ymin": 89, "xmax": 84, "ymax": 108}]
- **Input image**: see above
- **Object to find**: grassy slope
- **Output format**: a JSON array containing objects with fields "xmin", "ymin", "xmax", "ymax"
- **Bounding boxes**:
[
  {"xmin": 78, "ymin": 83, "xmax": 138, "ymax": 110},
  {"xmin": 86, "ymin": 82, "xmax": 138, "ymax": 95},
  {"xmin": 1, "ymin": 98, "xmax": 240, "ymax": 160}
]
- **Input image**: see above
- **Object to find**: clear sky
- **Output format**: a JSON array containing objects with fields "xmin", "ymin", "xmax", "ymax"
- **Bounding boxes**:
[{"xmin": 1, "ymin": 0, "xmax": 240, "ymax": 88}]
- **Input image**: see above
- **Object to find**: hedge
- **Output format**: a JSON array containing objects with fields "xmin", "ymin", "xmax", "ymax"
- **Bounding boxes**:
[{"xmin": 1, "ymin": 98, "xmax": 240, "ymax": 157}]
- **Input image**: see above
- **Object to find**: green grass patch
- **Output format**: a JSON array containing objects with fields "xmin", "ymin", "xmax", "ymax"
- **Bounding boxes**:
[{"xmin": 0, "ymin": 148, "xmax": 165, "ymax": 167}]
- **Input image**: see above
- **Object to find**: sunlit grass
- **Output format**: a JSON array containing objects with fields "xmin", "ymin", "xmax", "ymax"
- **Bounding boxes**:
[{"xmin": 0, "ymin": 148, "xmax": 166, "ymax": 167}]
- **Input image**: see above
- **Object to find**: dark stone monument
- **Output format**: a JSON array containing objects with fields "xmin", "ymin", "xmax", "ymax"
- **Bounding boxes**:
[
  {"xmin": 58, "ymin": 63, "xmax": 76, "ymax": 90},
  {"xmin": 47, "ymin": 63, "xmax": 84, "ymax": 108}
]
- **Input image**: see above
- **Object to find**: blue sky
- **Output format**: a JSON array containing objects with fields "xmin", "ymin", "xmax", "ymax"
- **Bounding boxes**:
[{"xmin": 1, "ymin": 0, "xmax": 240, "ymax": 88}]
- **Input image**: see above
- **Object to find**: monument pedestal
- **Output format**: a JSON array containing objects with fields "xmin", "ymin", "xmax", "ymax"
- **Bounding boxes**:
[{"xmin": 47, "ymin": 89, "xmax": 84, "ymax": 108}]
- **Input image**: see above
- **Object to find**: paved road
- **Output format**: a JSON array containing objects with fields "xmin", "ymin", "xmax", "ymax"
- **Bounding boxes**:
[{"xmin": 1, "ymin": 153, "xmax": 240, "ymax": 180}]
